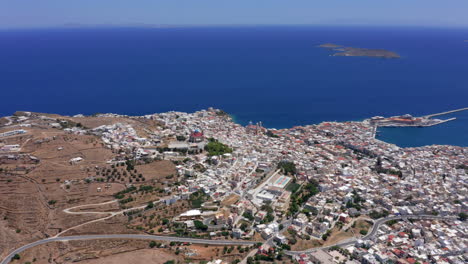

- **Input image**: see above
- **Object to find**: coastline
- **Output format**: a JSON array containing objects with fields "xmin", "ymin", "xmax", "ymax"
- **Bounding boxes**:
[
  {"xmin": 1, "ymin": 27, "xmax": 468, "ymax": 148},
  {"xmin": 2, "ymin": 108, "xmax": 467, "ymax": 148}
]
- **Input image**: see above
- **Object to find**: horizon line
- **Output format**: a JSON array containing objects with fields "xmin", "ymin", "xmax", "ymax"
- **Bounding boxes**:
[{"xmin": 1, "ymin": 23, "xmax": 468, "ymax": 30}]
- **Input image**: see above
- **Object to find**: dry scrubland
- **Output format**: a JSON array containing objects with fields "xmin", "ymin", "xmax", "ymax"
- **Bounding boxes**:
[
  {"xmin": 0, "ymin": 112, "xmax": 179, "ymax": 261},
  {"xmin": 16, "ymin": 239, "xmax": 180, "ymax": 264},
  {"xmin": 18, "ymin": 239, "xmax": 251, "ymax": 264},
  {"xmin": 289, "ymin": 219, "xmax": 372, "ymax": 251}
]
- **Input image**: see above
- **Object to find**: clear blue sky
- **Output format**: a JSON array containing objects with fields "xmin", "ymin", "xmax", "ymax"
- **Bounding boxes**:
[{"xmin": 1, "ymin": 0, "xmax": 468, "ymax": 28}]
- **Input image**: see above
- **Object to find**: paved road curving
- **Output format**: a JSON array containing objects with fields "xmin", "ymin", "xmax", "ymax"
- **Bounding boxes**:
[
  {"xmin": 284, "ymin": 214, "xmax": 457, "ymax": 255},
  {"xmin": 62, "ymin": 200, "xmax": 118, "ymax": 215},
  {"xmin": 56, "ymin": 197, "xmax": 168, "ymax": 237},
  {"xmin": 1, "ymin": 234, "xmax": 258, "ymax": 264},
  {"xmin": 2, "ymin": 194, "xmax": 256, "ymax": 264},
  {"xmin": 1, "ymin": 210, "xmax": 456, "ymax": 264}
]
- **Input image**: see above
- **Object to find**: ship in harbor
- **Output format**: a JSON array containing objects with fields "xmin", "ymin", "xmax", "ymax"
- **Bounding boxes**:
[{"xmin": 367, "ymin": 107, "xmax": 468, "ymax": 128}]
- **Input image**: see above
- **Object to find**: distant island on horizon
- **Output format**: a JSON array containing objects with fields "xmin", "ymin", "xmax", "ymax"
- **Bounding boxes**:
[{"xmin": 319, "ymin": 43, "xmax": 401, "ymax": 58}]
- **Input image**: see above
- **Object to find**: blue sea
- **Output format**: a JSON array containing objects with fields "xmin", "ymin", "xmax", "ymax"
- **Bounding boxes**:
[{"xmin": 0, "ymin": 26, "xmax": 467, "ymax": 147}]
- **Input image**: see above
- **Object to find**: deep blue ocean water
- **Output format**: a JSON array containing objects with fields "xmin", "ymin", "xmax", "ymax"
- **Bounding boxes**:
[{"xmin": 0, "ymin": 26, "xmax": 467, "ymax": 147}]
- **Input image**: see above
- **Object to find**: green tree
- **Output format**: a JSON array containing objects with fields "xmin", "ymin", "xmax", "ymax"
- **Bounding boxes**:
[
  {"xmin": 194, "ymin": 220, "xmax": 208, "ymax": 231},
  {"xmin": 242, "ymin": 212, "xmax": 254, "ymax": 221},
  {"xmin": 240, "ymin": 222, "xmax": 249, "ymax": 231},
  {"xmin": 204, "ymin": 139, "xmax": 233, "ymax": 156},
  {"xmin": 146, "ymin": 201, "xmax": 154, "ymax": 209},
  {"xmin": 277, "ymin": 161, "xmax": 297, "ymax": 175},
  {"xmin": 459, "ymin": 212, "xmax": 467, "ymax": 221},
  {"xmin": 266, "ymin": 130, "xmax": 279, "ymax": 138},
  {"xmin": 149, "ymin": 241, "xmax": 157, "ymax": 248}
]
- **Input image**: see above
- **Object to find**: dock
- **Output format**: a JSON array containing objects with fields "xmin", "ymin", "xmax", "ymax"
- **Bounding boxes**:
[
  {"xmin": 372, "ymin": 125, "xmax": 377, "ymax": 138},
  {"xmin": 375, "ymin": 117, "xmax": 457, "ymax": 128},
  {"xmin": 414, "ymin": 117, "xmax": 456, "ymax": 127},
  {"xmin": 424, "ymin": 107, "xmax": 468, "ymax": 118}
]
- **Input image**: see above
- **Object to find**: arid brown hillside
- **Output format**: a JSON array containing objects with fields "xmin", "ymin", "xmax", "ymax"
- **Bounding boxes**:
[{"xmin": 0, "ymin": 112, "xmax": 177, "ymax": 260}]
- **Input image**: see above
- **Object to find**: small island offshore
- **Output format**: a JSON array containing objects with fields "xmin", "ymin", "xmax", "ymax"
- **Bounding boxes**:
[{"xmin": 319, "ymin": 43, "xmax": 401, "ymax": 58}]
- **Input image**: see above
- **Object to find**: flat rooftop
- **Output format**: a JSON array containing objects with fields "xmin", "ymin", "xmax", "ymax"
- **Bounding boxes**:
[{"xmin": 271, "ymin": 175, "xmax": 291, "ymax": 189}]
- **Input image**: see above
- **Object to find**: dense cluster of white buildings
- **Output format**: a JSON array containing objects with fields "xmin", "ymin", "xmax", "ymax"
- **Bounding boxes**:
[
  {"xmin": 3, "ymin": 109, "xmax": 465, "ymax": 263},
  {"xmin": 295, "ymin": 218, "xmax": 467, "ymax": 264},
  {"xmin": 356, "ymin": 218, "xmax": 467, "ymax": 264},
  {"xmin": 88, "ymin": 109, "xmax": 466, "ymax": 262}
]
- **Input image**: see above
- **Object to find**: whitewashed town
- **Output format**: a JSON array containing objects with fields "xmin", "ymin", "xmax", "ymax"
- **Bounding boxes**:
[{"xmin": 0, "ymin": 108, "xmax": 466, "ymax": 264}]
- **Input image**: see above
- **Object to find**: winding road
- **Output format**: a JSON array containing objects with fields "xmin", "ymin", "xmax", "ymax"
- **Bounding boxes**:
[
  {"xmin": 0, "ymin": 199, "xmax": 458, "ymax": 264},
  {"xmin": 56, "ymin": 196, "xmax": 172, "ymax": 237},
  {"xmin": 2, "ymin": 116, "xmax": 13, "ymax": 126},
  {"xmin": 284, "ymin": 214, "xmax": 457, "ymax": 255},
  {"xmin": 0, "ymin": 234, "xmax": 258, "ymax": 264},
  {"xmin": 1, "ymin": 197, "xmax": 259, "ymax": 264}
]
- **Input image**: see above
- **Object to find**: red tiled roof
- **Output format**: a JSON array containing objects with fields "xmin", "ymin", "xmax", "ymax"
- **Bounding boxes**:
[{"xmin": 191, "ymin": 131, "xmax": 204, "ymax": 137}]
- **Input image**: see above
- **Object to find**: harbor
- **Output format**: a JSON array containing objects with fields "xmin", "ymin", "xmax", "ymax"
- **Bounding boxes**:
[
  {"xmin": 371, "ymin": 107, "xmax": 468, "ymax": 147},
  {"xmin": 368, "ymin": 107, "xmax": 468, "ymax": 129},
  {"xmin": 423, "ymin": 107, "xmax": 468, "ymax": 118}
]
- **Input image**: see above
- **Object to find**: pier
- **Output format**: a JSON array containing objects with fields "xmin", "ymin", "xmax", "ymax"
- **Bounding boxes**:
[
  {"xmin": 373, "ymin": 118, "xmax": 458, "ymax": 129},
  {"xmin": 368, "ymin": 107, "xmax": 467, "ymax": 130},
  {"xmin": 372, "ymin": 125, "xmax": 377, "ymax": 138},
  {"xmin": 424, "ymin": 107, "xmax": 468, "ymax": 118}
]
